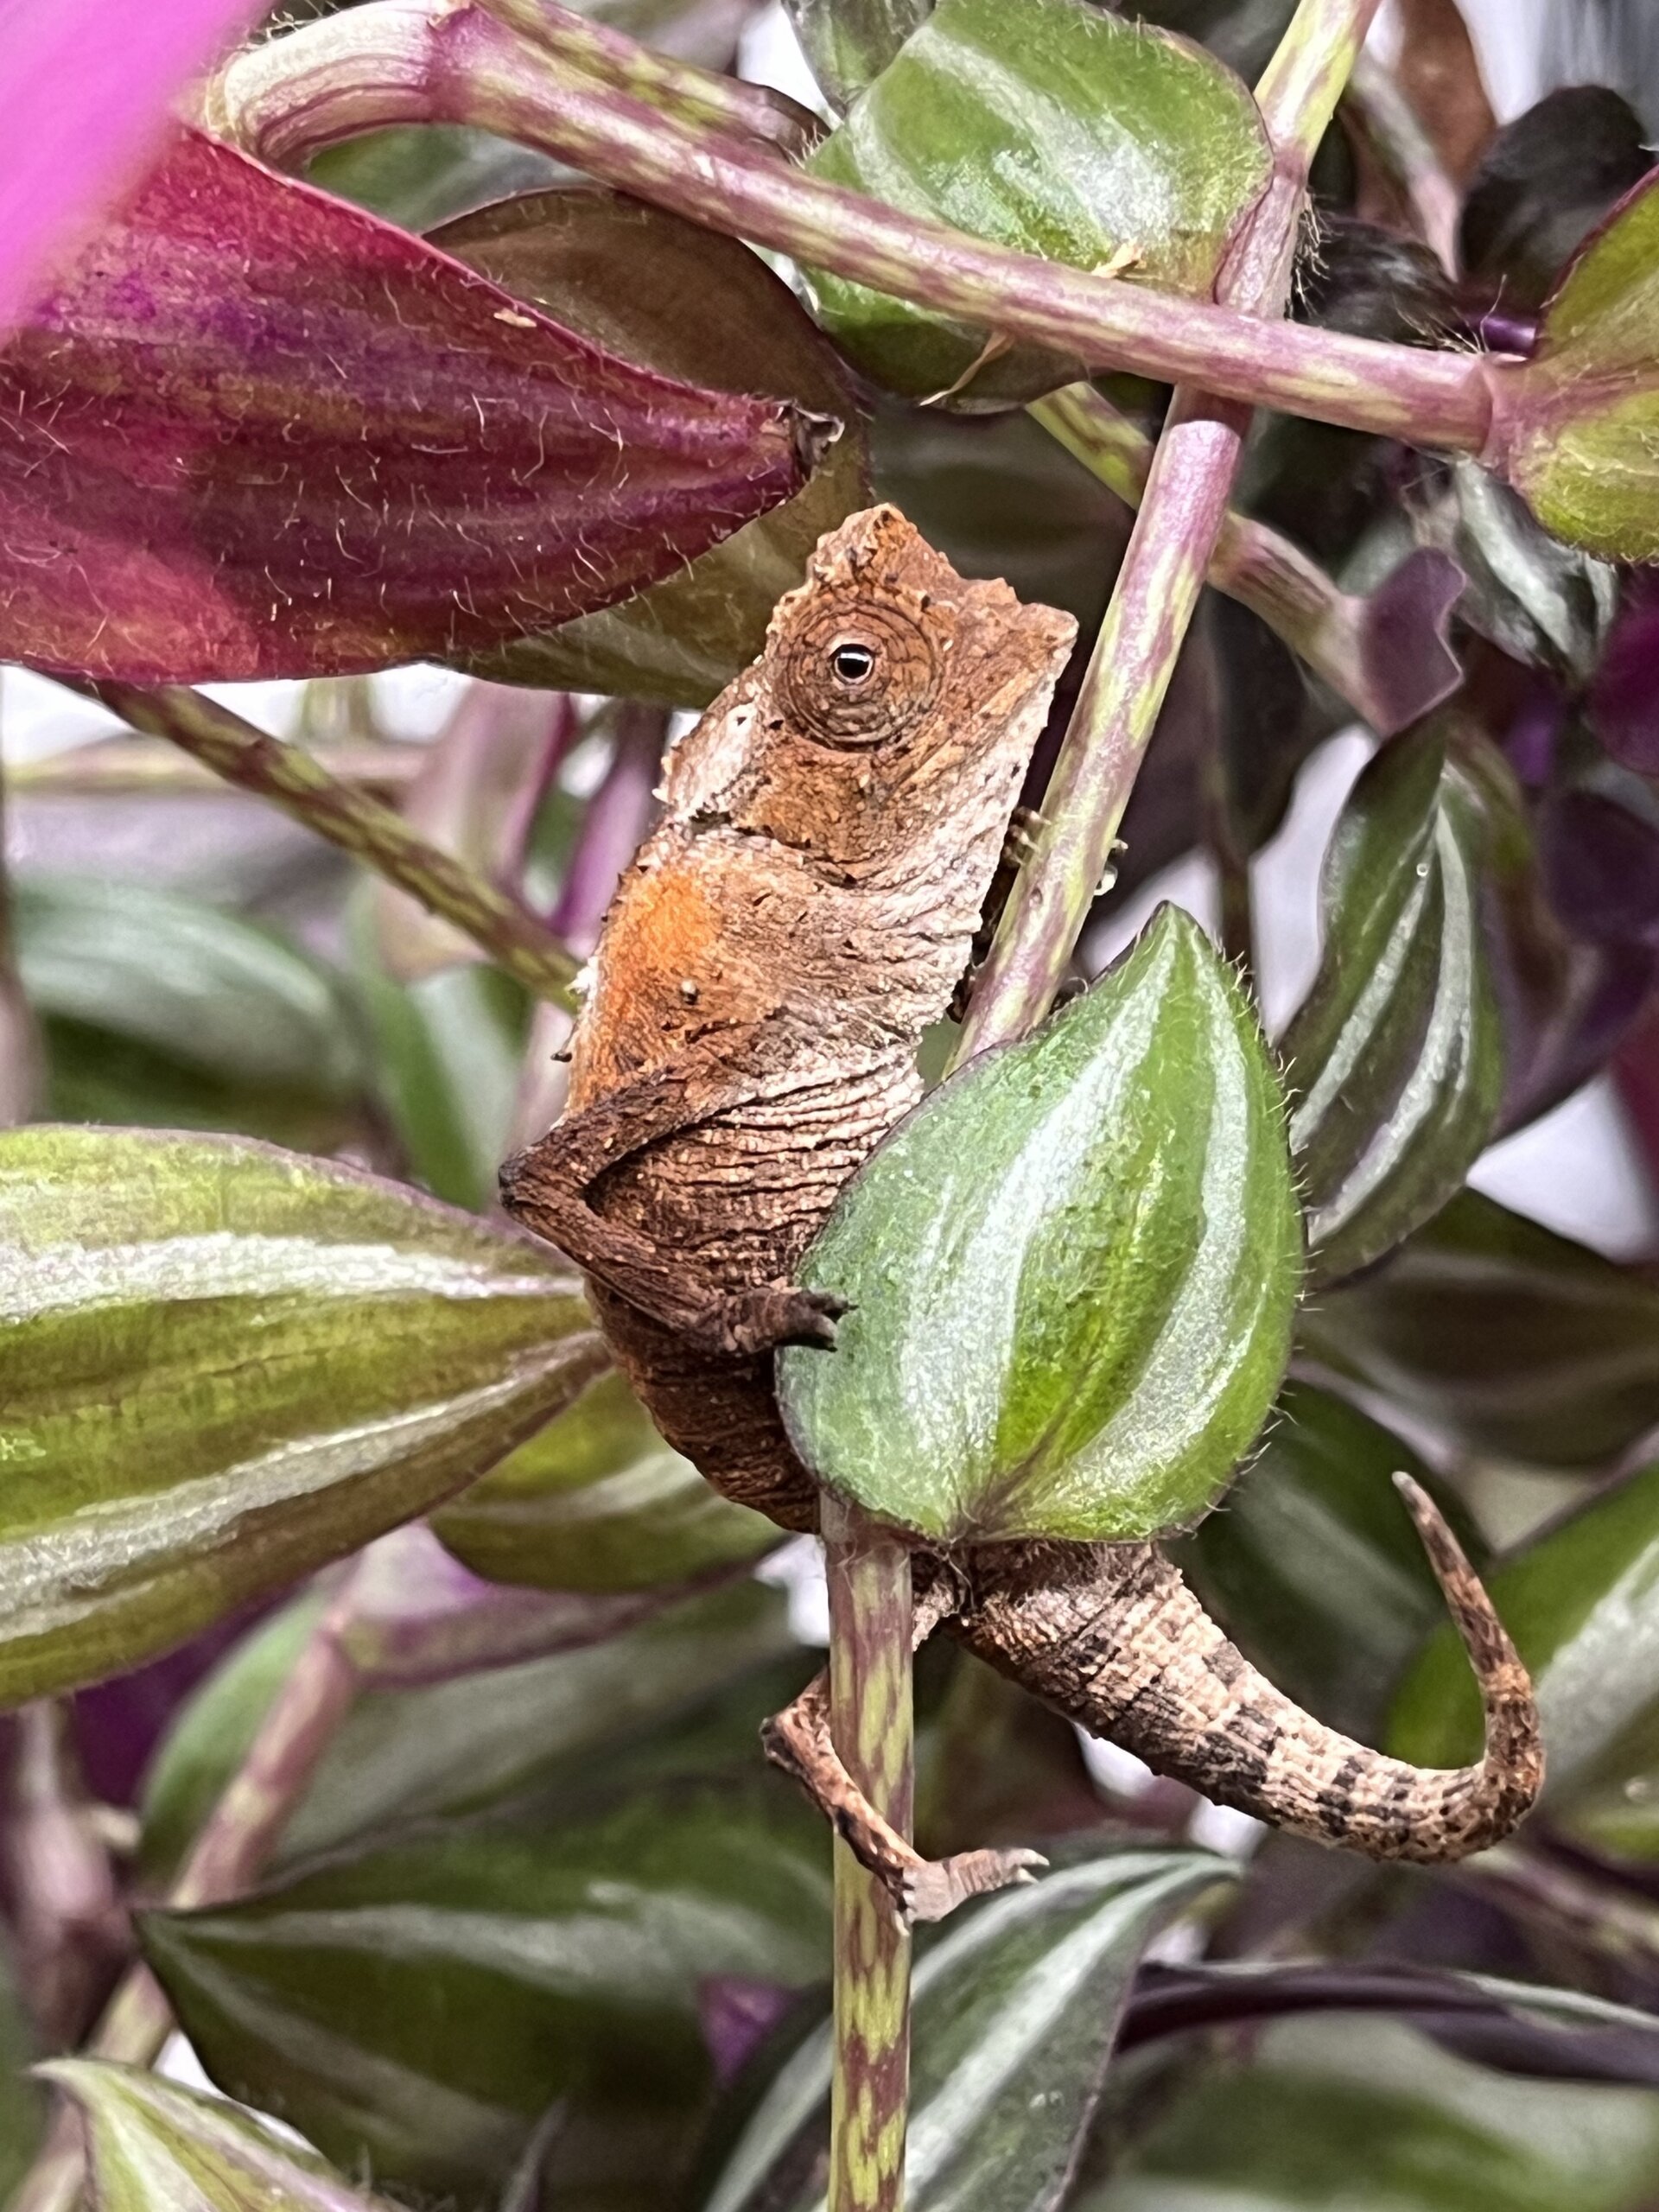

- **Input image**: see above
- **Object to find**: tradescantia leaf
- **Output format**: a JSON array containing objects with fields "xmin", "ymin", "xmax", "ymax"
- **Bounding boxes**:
[
  {"xmin": 1495, "ymin": 170, "xmax": 1659, "ymax": 563},
  {"xmin": 802, "ymin": 0, "xmax": 1273, "ymax": 408},
  {"xmin": 698, "ymin": 1843, "xmax": 1233, "ymax": 2212},
  {"xmin": 139, "ymin": 1579, "xmax": 797, "ymax": 1878},
  {"xmin": 0, "ymin": 1947, "xmax": 42, "ymax": 2200},
  {"xmin": 0, "ymin": 1126, "xmax": 602, "ymax": 1705},
  {"xmin": 1173, "ymin": 1382, "xmax": 1476, "ymax": 1741},
  {"xmin": 783, "ymin": 0, "xmax": 931, "ymax": 110},
  {"xmin": 779, "ymin": 906, "xmax": 1302, "ymax": 1546},
  {"xmin": 1081, "ymin": 2016, "xmax": 1659, "ymax": 2212},
  {"xmin": 140, "ymin": 1781, "xmax": 834, "ymax": 2200},
  {"xmin": 40, "ymin": 2062, "xmax": 394, "ymax": 2212},
  {"xmin": 16, "ymin": 870, "xmax": 365, "ymax": 1103},
  {"xmin": 1459, "ymin": 87, "xmax": 1653, "ymax": 321},
  {"xmin": 438, "ymin": 188, "xmax": 871, "ymax": 708},
  {"xmin": 1300, "ymin": 1191, "xmax": 1659, "ymax": 1471},
  {"xmin": 1283, "ymin": 723, "xmax": 1509, "ymax": 1288},
  {"xmin": 1389, "ymin": 1458, "xmax": 1659, "ymax": 1804},
  {"xmin": 433, "ymin": 1368, "xmax": 777, "ymax": 1594},
  {"xmin": 0, "ymin": 130, "xmax": 823, "ymax": 683}
]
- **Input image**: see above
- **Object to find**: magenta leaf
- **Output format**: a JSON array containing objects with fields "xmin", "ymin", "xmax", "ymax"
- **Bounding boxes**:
[
  {"xmin": 0, "ymin": 130, "xmax": 827, "ymax": 682},
  {"xmin": 0, "ymin": 0, "xmax": 262, "ymax": 335}
]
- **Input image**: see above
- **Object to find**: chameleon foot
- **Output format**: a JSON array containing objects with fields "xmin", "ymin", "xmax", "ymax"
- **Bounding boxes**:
[
  {"xmin": 763, "ymin": 1671, "xmax": 1046, "ymax": 1926},
  {"xmin": 900, "ymin": 1846, "xmax": 1048, "ymax": 1925},
  {"xmin": 709, "ymin": 1284, "xmax": 849, "ymax": 1357}
]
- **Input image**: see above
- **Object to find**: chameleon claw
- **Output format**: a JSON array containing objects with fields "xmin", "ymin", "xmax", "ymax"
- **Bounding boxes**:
[
  {"xmin": 715, "ymin": 1284, "xmax": 850, "ymax": 1357},
  {"xmin": 899, "ymin": 1846, "xmax": 1048, "ymax": 1926}
]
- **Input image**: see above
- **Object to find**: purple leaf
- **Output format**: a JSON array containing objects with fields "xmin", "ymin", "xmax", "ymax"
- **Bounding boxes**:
[
  {"xmin": 1590, "ymin": 579, "xmax": 1659, "ymax": 776},
  {"xmin": 0, "ymin": 130, "xmax": 827, "ymax": 682},
  {"xmin": 0, "ymin": 0, "xmax": 262, "ymax": 336},
  {"xmin": 1541, "ymin": 788, "xmax": 1659, "ymax": 948}
]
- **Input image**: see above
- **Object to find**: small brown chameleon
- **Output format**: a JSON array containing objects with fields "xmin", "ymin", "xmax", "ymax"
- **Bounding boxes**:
[{"xmin": 501, "ymin": 505, "xmax": 1542, "ymax": 1922}]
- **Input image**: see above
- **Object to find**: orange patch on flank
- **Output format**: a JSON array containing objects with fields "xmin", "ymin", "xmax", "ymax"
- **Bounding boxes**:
[{"xmin": 574, "ymin": 860, "xmax": 725, "ymax": 1096}]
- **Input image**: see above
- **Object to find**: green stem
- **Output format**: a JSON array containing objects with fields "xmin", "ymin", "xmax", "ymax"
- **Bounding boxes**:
[
  {"xmin": 823, "ymin": 1496, "xmax": 913, "ymax": 2212},
  {"xmin": 7, "ymin": 1574, "xmax": 365, "ymax": 2212},
  {"xmin": 7, "ymin": 735, "xmax": 426, "ymax": 796},
  {"xmin": 207, "ymin": 0, "xmax": 1498, "ymax": 455},
  {"xmin": 474, "ymin": 0, "xmax": 823, "ymax": 154},
  {"xmin": 70, "ymin": 682, "xmax": 579, "ymax": 1009},
  {"xmin": 1029, "ymin": 382, "xmax": 1438, "ymax": 734},
  {"xmin": 960, "ymin": 0, "xmax": 1386, "ymax": 1054}
]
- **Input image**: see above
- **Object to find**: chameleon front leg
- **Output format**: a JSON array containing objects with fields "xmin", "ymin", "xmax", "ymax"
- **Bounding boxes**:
[
  {"xmin": 953, "ymin": 1476, "xmax": 1542, "ymax": 1863},
  {"xmin": 761, "ymin": 1569, "xmax": 1046, "ymax": 1925},
  {"xmin": 499, "ymin": 1058, "xmax": 846, "ymax": 1357}
]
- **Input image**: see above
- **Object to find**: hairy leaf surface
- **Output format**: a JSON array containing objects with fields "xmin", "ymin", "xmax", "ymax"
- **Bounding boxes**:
[{"xmin": 780, "ymin": 907, "xmax": 1301, "ymax": 1544}]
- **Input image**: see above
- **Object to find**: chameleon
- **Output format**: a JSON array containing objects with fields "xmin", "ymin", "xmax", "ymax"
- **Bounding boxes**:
[{"xmin": 501, "ymin": 504, "xmax": 1542, "ymax": 1922}]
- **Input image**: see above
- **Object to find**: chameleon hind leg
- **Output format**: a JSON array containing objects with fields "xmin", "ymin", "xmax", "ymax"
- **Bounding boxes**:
[{"xmin": 761, "ymin": 1573, "xmax": 1046, "ymax": 1925}]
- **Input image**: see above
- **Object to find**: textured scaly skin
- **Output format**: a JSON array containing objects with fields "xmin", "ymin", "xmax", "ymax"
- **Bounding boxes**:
[{"xmin": 503, "ymin": 506, "xmax": 1542, "ymax": 1897}]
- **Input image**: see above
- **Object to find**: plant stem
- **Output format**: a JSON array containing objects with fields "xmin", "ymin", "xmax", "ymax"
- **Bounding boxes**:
[
  {"xmin": 960, "ymin": 0, "xmax": 1387, "ymax": 1054},
  {"xmin": 823, "ymin": 1496, "xmax": 914, "ymax": 2212},
  {"xmin": 69, "ymin": 681, "xmax": 580, "ymax": 1008},
  {"xmin": 1028, "ymin": 382, "xmax": 1459, "ymax": 736},
  {"xmin": 475, "ymin": 0, "xmax": 823, "ymax": 155},
  {"xmin": 7, "ymin": 1573, "xmax": 365, "ymax": 2212},
  {"xmin": 207, "ymin": 0, "xmax": 1499, "ymax": 455},
  {"xmin": 7, "ymin": 735, "xmax": 426, "ymax": 797}
]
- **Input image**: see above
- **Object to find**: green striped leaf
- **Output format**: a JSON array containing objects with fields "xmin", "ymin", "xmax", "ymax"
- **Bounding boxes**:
[
  {"xmin": 0, "ymin": 1126, "xmax": 601, "ymax": 1704},
  {"xmin": 699, "ymin": 1844, "xmax": 1232, "ymax": 2212},
  {"xmin": 779, "ymin": 906, "xmax": 1302, "ymax": 1545},
  {"xmin": 39, "ymin": 2063, "xmax": 393, "ymax": 2212},
  {"xmin": 1080, "ymin": 2016, "xmax": 1659, "ymax": 2212},
  {"xmin": 803, "ymin": 0, "xmax": 1272, "ymax": 406},
  {"xmin": 432, "ymin": 1368, "xmax": 776, "ymax": 1595},
  {"xmin": 140, "ymin": 1777, "xmax": 833, "ymax": 2200},
  {"xmin": 1284, "ymin": 725, "xmax": 1509, "ymax": 1287}
]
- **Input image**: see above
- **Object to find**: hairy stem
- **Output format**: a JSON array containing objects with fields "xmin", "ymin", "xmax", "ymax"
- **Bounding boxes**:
[
  {"xmin": 1028, "ymin": 382, "xmax": 1458, "ymax": 736},
  {"xmin": 961, "ymin": 0, "xmax": 1387, "ymax": 1053},
  {"xmin": 824, "ymin": 1496, "xmax": 914, "ymax": 2212},
  {"xmin": 70, "ymin": 681, "xmax": 579, "ymax": 1008},
  {"xmin": 474, "ymin": 0, "xmax": 823, "ymax": 154},
  {"xmin": 8, "ymin": 1573, "xmax": 366, "ymax": 2212},
  {"xmin": 207, "ymin": 0, "xmax": 1498, "ymax": 454}
]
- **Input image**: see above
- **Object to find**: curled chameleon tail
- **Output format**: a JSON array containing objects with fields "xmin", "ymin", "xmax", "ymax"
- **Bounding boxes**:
[{"xmin": 766, "ymin": 1474, "xmax": 1541, "ymax": 1924}]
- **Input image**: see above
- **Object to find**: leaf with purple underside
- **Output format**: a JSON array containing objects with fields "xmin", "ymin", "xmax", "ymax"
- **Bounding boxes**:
[{"xmin": 0, "ymin": 131, "xmax": 824, "ymax": 683}]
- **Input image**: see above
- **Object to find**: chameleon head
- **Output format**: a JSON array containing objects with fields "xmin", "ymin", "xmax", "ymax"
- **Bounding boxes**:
[{"xmin": 663, "ymin": 505, "xmax": 1077, "ymax": 875}]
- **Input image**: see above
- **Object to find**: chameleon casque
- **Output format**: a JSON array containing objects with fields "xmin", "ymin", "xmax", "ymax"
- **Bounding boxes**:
[{"xmin": 502, "ymin": 505, "xmax": 1542, "ymax": 1921}]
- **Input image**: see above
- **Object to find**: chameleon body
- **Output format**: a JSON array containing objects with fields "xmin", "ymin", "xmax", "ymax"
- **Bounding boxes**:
[{"xmin": 503, "ymin": 506, "xmax": 1541, "ymax": 1916}]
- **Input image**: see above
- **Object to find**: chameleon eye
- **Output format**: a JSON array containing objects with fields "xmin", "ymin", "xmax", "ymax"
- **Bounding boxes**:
[
  {"xmin": 779, "ymin": 597, "xmax": 949, "ymax": 747},
  {"xmin": 830, "ymin": 641, "xmax": 876, "ymax": 684}
]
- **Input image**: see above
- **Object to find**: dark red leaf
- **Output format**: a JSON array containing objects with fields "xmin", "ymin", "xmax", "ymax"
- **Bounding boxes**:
[{"xmin": 0, "ymin": 129, "xmax": 827, "ymax": 682}]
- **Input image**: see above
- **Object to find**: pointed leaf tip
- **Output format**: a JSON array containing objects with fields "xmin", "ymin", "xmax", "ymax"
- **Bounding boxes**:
[
  {"xmin": 0, "ymin": 130, "xmax": 822, "ymax": 682},
  {"xmin": 779, "ymin": 906, "xmax": 1302, "ymax": 1545}
]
